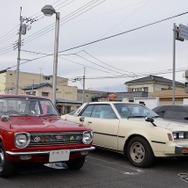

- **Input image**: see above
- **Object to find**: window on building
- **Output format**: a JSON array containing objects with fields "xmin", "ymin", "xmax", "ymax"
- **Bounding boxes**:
[
  {"xmin": 44, "ymin": 76, "xmax": 50, "ymax": 81},
  {"xmin": 131, "ymin": 87, "xmax": 148, "ymax": 92},
  {"xmin": 26, "ymin": 91, "xmax": 36, "ymax": 95},
  {"xmin": 42, "ymin": 92, "xmax": 49, "ymax": 97}
]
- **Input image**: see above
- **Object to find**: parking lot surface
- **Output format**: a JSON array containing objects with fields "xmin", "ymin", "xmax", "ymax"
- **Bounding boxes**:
[{"xmin": 0, "ymin": 149, "xmax": 188, "ymax": 188}]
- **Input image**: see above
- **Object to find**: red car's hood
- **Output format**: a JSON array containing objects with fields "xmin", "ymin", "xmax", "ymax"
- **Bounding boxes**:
[{"xmin": 7, "ymin": 116, "xmax": 88, "ymax": 132}]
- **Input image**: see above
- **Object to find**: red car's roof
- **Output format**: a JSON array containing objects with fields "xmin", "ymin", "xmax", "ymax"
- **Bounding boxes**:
[{"xmin": 0, "ymin": 94, "xmax": 47, "ymax": 99}]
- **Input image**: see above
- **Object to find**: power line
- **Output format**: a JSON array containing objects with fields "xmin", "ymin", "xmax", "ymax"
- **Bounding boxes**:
[
  {"xmin": 59, "ymin": 11, "xmax": 188, "ymax": 53},
  {"xmin": 82, "ymin": 50, "xmax": 137, "ymax": 76},
  {"xmin": 69, "ymin": 67, "xmax": 186, "ymax": 81},
  {"xmin": 73, "ymin": 52, "xmax": 138, "ymax": 78},
  {"xmin": 2, "ymin": 48, "xmax": 186, "ymax": 83},
  {"xmin": 0, "ymin": 0, "xmax": 73, "ymax": 44},
  {"xmin": 7, "ymin": 10, "xmax": 188, "ymax": 72},
  {"xmin": 1, "ymin": 10, "xmax": 188, "ymax": 77},
  {"xmin": 0, "ymin": 0, "xmax": 99, "ymax": 55},
  {"xmin": 17, "ymin": 9, "xmax": 188, "ymax": 76},
  {"xmin": 59, "ymin": 55, "xmax": 122, "ymax": 75},
  {"xmin": 22, "ymin": 0, "xmax": 106, "ymax": 46},
  {"xmin": 100, "ymin": 0, "xmax": 151, "ymax": 37},
  {"xmin": 75, "ymin": 53, "xmax": 122, "ymax": 76}
]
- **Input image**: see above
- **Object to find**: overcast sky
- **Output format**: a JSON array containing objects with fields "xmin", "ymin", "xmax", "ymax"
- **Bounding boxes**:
[{"xmin": 1, "ymin": 0, "xmax": 188, "ymax": 92}]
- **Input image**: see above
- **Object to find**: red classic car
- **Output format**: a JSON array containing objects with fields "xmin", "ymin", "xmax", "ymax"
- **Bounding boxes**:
[{"xmin": 0, "ymin": 94, "xmax": 94, "ymax": 177}]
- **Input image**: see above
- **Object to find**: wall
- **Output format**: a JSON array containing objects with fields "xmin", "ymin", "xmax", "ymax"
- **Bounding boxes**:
[
  {"xmin": 4, "ymin": 70, "xmax": 42, "ymax": 94},
  {"xmin": 183, "ymin": 98, "xmax": 188, "ymax": 105},
  {"xmin": 57, "ymin": 85, "xmax": 77, "ymax": 101},
  {"xmin": 127, "ymin": 83, "xmax": 183, "ymax": 94},
  {"xmin": 0, "ymin": 73, "xmax": 6, "ymax": 93},
  {"xmin": 134, "ymin": 97, "xmax": 160, "ymax": 109},
  {"xmin": 1, "ymin": 70, "xmax": 78, "ymax": 102}
]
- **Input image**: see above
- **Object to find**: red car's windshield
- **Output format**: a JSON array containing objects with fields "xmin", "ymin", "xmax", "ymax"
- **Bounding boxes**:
[{"xmin": 0, "ymin": 97, "xmax": 59, "ymax": 116}]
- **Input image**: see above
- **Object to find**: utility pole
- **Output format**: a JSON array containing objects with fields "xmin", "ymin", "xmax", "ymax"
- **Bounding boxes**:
[
  {"xmin": 82, "ymin": 67, "xmax": 86, "ymax": 104},
  {"xmin": 172, "ymin": 23, "xmax": 184, "ymax": 104},
  {"xmin": 172, "ymin": 23, "xmax": 176, "ymax": 104},
  {"xmin": 15, "ymin": 7, "xmax": 22, "ymax": 95},
  {"xmin": 15, "ymin": 7, "xmax": 36, "ymax": 95}
]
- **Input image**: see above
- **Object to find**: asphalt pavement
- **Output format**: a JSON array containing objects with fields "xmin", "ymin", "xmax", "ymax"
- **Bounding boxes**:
[{"xmin": 0, "ymin": 149, "xmax": 188, "ymax": 188}]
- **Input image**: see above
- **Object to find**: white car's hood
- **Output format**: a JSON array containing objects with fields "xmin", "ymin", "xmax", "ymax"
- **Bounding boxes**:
[{"xmin": 152, "ymin": 118, "xmax": 188, "ymax": 132}]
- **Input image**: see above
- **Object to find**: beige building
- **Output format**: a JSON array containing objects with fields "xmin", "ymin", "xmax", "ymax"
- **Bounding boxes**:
[{"xmin": 0, "ymin": 70, "xmax": 79, "ymax": 114}]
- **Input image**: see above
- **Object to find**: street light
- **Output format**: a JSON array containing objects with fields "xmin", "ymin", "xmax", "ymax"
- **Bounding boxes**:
[{"xmin": 41, "ymin": 5, "xmax": 60, "ymax": 105}]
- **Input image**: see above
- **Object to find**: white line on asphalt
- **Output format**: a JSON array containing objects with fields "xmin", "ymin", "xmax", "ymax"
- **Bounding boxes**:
[{"xmin": 86, "ymin": 155, "xmax": 144, "ymax": 176}]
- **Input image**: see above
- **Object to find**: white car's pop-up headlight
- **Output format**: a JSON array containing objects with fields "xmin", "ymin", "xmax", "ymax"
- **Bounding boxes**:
[
  {"xmin": 82, "ymin": 131, "xmax": 93, "ymax": 144},
  {"xmin": 15, "ymin": 132, "xmax": 30, "ymax": 148}
]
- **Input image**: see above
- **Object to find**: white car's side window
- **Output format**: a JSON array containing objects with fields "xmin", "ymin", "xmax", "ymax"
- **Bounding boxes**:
[
  {"xmin": 80, "ymin": 105, "xmax": 94, "ymax": 117},
  {"xmin": 91, "ymin": 104, "xmax": 116, "ymax": 119}
]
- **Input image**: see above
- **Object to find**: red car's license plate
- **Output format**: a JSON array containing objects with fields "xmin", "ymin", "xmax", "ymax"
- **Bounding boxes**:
[{"xmin": 49, "ymin": 150, "xmax": 70, "ymax": 162}]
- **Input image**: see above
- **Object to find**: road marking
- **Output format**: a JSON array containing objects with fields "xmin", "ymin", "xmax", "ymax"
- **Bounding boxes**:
[
  {"xmin": 178, "ymin": 173, "xmax": 188, "ymax": 183},
  {"xmin": 87, "ymin": 155, "xmax": 144, "ymax": 176}
]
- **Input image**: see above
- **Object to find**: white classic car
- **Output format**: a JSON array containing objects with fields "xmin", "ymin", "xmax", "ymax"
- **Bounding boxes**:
[{"xmin": 61, "ymin": 102, "xmax": 188, "ymax": 167}]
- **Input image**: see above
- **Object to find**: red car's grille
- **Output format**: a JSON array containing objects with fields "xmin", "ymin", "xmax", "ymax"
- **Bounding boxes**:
[{"xmin": 29, "ymin": 132, "xmax": 83, "ymax": 146}]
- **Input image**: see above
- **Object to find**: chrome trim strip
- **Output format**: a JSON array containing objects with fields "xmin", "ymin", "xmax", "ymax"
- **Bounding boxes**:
[
  {"xmin": 151, "ymin": 140, "xmax": 166, "ymax": 144},
  {"xmin": 6, "ymin": 146, "xmax": 95, "ymax": 156},
  {"xmin": 94, "ymin": 131, "xmax": 125, "ymax": 139}
]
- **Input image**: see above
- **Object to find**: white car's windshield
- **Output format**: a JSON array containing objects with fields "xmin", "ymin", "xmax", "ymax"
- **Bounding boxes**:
[{"xmin": 114, "ymin": 103, "xmax": 158, "ymax": 119}]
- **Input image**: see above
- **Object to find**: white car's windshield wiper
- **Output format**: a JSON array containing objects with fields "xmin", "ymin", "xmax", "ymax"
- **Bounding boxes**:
[{"xmin": 127, "ymin": 115, "xmax": 146, "ymax": 119}]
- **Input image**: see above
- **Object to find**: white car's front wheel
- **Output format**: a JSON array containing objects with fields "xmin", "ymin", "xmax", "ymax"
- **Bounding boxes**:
[{"xmin": 127, "ymin": 136, "xmax": 154, "ymax": 168}]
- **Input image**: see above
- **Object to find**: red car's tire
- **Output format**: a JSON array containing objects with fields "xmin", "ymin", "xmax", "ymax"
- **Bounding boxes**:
[
  {"xmin": 66, "ymin": 157, "xmax": 85, "ymax": 170},
  {"xmin": 0, "ymin": 143, "xmax": 15, "ymax": 178}
]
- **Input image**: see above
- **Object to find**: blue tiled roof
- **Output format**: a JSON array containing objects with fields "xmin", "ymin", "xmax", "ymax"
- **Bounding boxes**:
[
  {"xmin": 56, "ymin": 98, "xmax": 82, "ymax": 104},
  {"xmin": 23, "ymin": 83, "xmax": 52, "ymax": 90}
]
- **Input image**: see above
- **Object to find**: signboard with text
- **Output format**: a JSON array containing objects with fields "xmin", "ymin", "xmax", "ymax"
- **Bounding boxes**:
[{"xmin": 179, "ymin": 24, "xmax": 188, "ymax": 40}]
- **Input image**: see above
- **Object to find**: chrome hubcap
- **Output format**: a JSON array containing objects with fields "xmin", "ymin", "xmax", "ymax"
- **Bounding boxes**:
[
  {"xmin": 130, "ymin": 142, "xmax": 145, "ymax": 163},
  {"xmin": 0, "ymin": 148, "xmax": 5, "ymax": 172}
]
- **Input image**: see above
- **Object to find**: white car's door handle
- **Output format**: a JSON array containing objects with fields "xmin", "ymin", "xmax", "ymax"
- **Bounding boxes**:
[{"xmin": 88, "ymin": 121, "xmax": 92, "ymax": 124}]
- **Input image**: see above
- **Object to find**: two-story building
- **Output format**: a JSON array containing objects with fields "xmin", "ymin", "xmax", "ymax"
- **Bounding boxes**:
[
  {"xmin": 125, "ymin": 75, "xmax": 188, "ymax": 105},
  {"xmin": 0, "ymin": 70, "xmax": 80, "ymax": 114}
]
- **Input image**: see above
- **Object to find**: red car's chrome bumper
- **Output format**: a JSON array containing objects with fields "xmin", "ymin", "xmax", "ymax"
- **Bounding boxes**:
[{"xmin": 6, "ymin": 146, "xmax": 95, "ymax": 156}]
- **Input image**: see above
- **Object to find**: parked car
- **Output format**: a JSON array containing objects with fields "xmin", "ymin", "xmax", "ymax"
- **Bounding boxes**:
[
  {"xmin": 153, "ymin": 105, "xmax": 188, "ymax": 123},
  {"xmin": 61, "ymin": 102, "xmax": 188, "ymax": 168},
  {"xmin": 0, "ymin": 94, "xmax": 94, "ymax": 178}
]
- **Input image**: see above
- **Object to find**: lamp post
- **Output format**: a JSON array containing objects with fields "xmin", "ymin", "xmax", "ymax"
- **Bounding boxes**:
[{"xmin": 41, "ymin": 5, "xmax": 60, "ymax": 105}]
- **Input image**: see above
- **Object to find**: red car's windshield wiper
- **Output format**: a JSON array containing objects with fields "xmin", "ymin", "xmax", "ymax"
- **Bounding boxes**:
[{"xmin": 39, "ymin": 113, "xmax": 58, "ymax": 117}]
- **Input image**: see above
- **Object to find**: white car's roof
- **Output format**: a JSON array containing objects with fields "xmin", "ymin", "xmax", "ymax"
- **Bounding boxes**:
[{"xmin": 87, "ymin": 101, "xmax": 134, "ymax": 105}]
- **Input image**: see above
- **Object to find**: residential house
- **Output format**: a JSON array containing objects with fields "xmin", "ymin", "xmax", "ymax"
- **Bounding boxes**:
[{"xmin": 125, "ymin": 75, "xmax": 188, "ymax": 105}]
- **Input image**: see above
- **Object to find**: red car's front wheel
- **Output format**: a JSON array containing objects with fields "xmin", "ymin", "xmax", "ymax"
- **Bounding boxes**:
[
  {"xmin": 66, "ymin": 157, "xmax": 85, "ymax": 170},
  {"xmin": 0, "ymin": 143, "xmax": 15, "ymax": 178}
]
